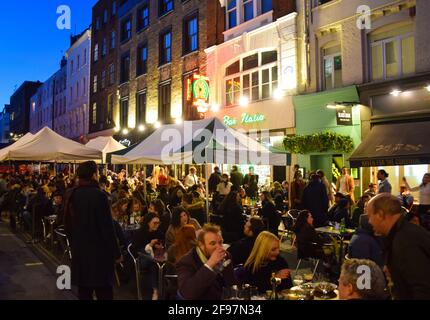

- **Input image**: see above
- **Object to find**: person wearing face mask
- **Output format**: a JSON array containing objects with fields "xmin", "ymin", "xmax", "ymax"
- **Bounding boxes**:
[
  {"xmin": 176, "ymin": 224, "xmax": 237, "ymax": 300},
  {"xmin": 244, "ymin": 231, "xmax": 292, "ymax": 294}
]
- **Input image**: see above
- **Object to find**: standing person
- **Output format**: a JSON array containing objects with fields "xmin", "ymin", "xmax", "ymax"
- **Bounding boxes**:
[
  {"xmin": 260, "ymin": 191, "xmax": 280, "ymax": 237},
  {"xmin": 208, "ymin": 167, "xmax": 222, "ymax": 195},
  {"xmin": 176, "ymin": 224, "xmax": 237, "ymax": 300},
  {"xmin": 336, "ymin": 167, "xmax": 355, "ymax": 202},
  {"xmin": 245, "ymin": 175, "xmax": 258, "ymax": 199},
  {"xmin": 229, "ymin": 165, "xmax": 243, "ymax": 191},
  {"xmin": 290, "ymin": 171, "xmax": 305, "ymax": 210},
  {"xmin": 317, "ymin": 169, "xmax": 334, "ymax": 205},
  {"xmin": 302, "ymin": 174, "xmax": 329, "ymax": 228},
  {"xmin": 184, "ymin": 167, "xmax": 199, "ymax": 189},
  {"xmin": 367, "ymin": 194, "xmax": 430, "ymax": 299},
  {"xmin": 64, "ymin": 161, "xmax": 121, "ymax": 301},
  {"xmin": 377, "ymin": 169, "xmax": 392, "ymax": 194},
  {"xmin": 216, "ymin": 174, "xmax": 232, "ymax": 196},
  {"xmin": 243, "ymin": 166, "xmax": 259, "ymax": 187},
  {"xmin": 219, "ymin": 191, "xmax": 246, "ymax": 243},
  {"xmin": 403, "ymin": 173, "xmax": 430, "ymax": 229}
]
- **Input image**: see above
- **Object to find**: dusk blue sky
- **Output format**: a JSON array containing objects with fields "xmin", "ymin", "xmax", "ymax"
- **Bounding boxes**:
[{"xmin": 0, "ymin": 0, "xmax": 97, "ymax": 111}]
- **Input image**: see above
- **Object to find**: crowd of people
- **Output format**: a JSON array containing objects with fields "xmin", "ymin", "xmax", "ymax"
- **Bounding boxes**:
[{"xmin": 0, "ymin": 162, "xmax": 429, "ymax": 301}]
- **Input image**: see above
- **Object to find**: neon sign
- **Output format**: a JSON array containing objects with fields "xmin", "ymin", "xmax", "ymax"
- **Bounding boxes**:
[
  {"xmin": 224, "ymin": 113, "xmax": 266, "ymax": 126},
  {"xmin": 188, "ymin": 74, "xmax": 210, "ymax": 113}
]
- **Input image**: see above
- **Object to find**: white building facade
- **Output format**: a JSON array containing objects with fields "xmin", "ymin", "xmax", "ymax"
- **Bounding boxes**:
[
  {"xmin": 30, "ymin": 74, "xmax": 56, "ymax": 133},
  {"xmin": 204, "ymin": 1, "xmax": 299, "ymax": 184},
  {"xmin": 64, "ymin": 30, "xmax": 91, "ymax": 140}
]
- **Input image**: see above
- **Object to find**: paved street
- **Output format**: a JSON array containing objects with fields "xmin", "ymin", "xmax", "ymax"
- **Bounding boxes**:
[{"xmin": 0, "ymin": 221, "xmax": 76, "ymax": 300}]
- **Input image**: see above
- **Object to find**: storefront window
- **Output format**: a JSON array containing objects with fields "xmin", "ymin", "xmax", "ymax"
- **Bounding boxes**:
[{"xmin": 225, "ymin": 50, "xmax": 278, "ymax": 106}]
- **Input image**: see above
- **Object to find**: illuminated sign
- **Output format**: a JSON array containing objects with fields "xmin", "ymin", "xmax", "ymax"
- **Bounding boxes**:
[
  {"xmin": 187, "ymin": 74, "xmax": 210, "ymax": 113},
  {"xmin": 224, "ymin": 113, "xmax": 266, "ymax": 126},
  {"xmin": 336, "ymin": 106, "xmax": 352, "ymax": 126}
]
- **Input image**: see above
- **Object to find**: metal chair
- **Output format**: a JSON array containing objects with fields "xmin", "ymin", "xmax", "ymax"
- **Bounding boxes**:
[
  {"xmin": 127, "ymin": 243, "xmax": 142, "ymax": 300},
  {"xmin": 54, "ymin": 228, "xmax": 72, "ymax": 262},
  {"xmin": 295, "ymin": 241, "xmax": 324, "ymax": 279}
]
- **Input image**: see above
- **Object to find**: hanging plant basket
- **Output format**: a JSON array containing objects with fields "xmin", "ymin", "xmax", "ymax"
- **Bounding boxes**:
[{"xmin": 283, "ymin": 132, "xmax": 354, "ymax": 154}]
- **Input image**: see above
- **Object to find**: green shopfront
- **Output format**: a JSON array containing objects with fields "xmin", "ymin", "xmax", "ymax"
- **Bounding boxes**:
[{"xmin": 293, "ymin": 86, "xmax": 362, "ymax": 197}]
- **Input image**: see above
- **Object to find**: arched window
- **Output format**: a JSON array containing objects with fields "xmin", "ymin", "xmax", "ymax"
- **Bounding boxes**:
[{"xmin": 224, "ymin": 50, "xmax": 278, "ymax": 106}]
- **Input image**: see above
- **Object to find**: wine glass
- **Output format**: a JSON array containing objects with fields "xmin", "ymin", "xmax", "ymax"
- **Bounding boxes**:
[{"xmin": 293, "ymin": 274, "xmax": 304, "ymax": 287}]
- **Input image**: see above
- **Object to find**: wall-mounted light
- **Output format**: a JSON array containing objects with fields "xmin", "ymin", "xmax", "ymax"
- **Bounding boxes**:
[
  {"xmin": 326, "ymin": 101, "xmax": 360, "ymax": 109},
  {"xmin": 114, "ymin": 126, "xmax": 120, "ymax": 132},
  {"xmin": 239, "ymin": 96, "xmax": 249, "ymax": 107},
  {"xmin": 122, "ymin": 128, "xmax": 129, "ymax": 135},
  {"xmin": 138, "ymin": 125, "xmax": 145, "ymax": 132},
  {"xmin": 211, "ymin": 104, "xmax": 220, "ymax": 112},
  {"xmin": 390, "ymin": 89, "xmax": 402, "ymax": 97},
  {"xmin": 175, "ymin": 118, "xmax": 183, "ymax": 125},
  {"xmin": 426, "ymin": 85, "xmax": 430, "ymax": 92},
  {"xmin": 154, "ymin": 121, "xmax": 161, "ymax": 129},
  {"xmin": 273, "ymin": 89, "xmax": 284, "ymax": 100},
  {"xmin": 326, "ymin": 104, "xmax": 339, "ymax": 109}
]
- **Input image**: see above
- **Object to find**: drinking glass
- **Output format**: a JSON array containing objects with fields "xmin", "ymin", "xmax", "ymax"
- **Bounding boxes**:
[{"xmin": 293, "ymin": 274, "xmax": 304, "ymax": 287}]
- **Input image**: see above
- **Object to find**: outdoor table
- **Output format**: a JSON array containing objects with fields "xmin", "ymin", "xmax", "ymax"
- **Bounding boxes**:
[{"xmin": 315, "ymin": 226, "xmax": 355, "ymax": 265}]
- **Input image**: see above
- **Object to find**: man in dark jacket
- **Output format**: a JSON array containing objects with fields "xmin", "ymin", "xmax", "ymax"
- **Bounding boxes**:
[
  {"xmin": 64, "ymin": 161, "xmax": 121, "ymax": 300},
  {"xmin": 229, "ymin": 166, "xmax": 243, "ymax": 191},
  {"xmin": 228, "ymin": 216, "xmax": 265, "ymax": 266},
  {"xmin": 348, "ymin": 214, "xmax": 384, "ymax": 268},
  {"xmin": 176, "ymin": 224, "xmax": 237, "ymax": 300},
  {"xmin": 208, "ymin": 167, "xmax": 222, "ymax": 195},
  {"xmin": 367, "ymin": 194, "xmax": 430, "ymax": 300},
  {"xmin": 302, "ymin": 174, "xmax": 329, "ymax": 227}
]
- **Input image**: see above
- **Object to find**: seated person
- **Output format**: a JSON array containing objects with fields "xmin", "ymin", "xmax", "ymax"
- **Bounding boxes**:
[
  {"xmin": 244, "ymin": 231, "xmax": 292, "ymax": 294},
  {"xmin": 228, "ymin": 216, "xmax": 265, "ymax": 266},
  {"xmin": 351, "ymin": 195, "xmax": 371, "ymax": 229},
  {"xmin": 167, "ymin": 224, "xmax": 197, "ymax": 269},
  {"xmin": 348, "ymin": 214, "xmax": 384, "ymax": 268},
  {"xmin": 330, "ymin": 198, "xmax": 353, "ymax": 228},
  {"xmin": 165, "ymin": 206, "xmax": 201, "ymax": 249},
  {"xmin": 338, "ymin": 258, "xmax": 388, "ymax": 300},
  {"xmin": 397, "ymin": 185, "xmax": 414, "ymax": 210},
  {"xmin": 292, "ymin": 210, "xmax": 326, "ymax": 259},
  {"xmin": 131, "ymin": 213, "xmax": 165, "ymax": 300},
  {"xmin": 176, "ymin": 224, "xmax": 237, "ymax": 300},
  {"xmin": 327, "ymin": 192, "xmax": 345, "ymax": 221}
]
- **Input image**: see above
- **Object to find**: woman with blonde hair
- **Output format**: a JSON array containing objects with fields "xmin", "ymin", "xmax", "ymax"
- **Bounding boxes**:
[{"xmin": 244, "ymin": 231, "xmax": 292, "ymax": 293}]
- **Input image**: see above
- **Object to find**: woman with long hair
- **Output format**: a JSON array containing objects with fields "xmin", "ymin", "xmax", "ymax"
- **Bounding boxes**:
[
  {"xmin": 167, "ymin": 224, "xmax": 197, "ymax": 266},
  {"xmin": 260, "ymin": 191, "xmax": 280, "ymax": 236},
  {"xmin": 216, "ymin": 173, "xmax": 232, "ymax": 196},
  {"xmin": 219, "ymin": 190, "xmax": 246, "ymax": 242},
  {"xmin": 292, "ymin": 210, "xmax": 325, "ymax": 258},
  {"xmin": 149, "ymin": 199, "xmax": 170, "ymax": 235},
  {"xmin": 403, "ymin": 173, "xmax": 430, "ymax": 229},
  {"xmin": 244, "ymin": 231, "xmax": 292, "ymax": 293},
  {"xmin": 165, "ymin": 206, "xmax": 201, "ymax": 248}
]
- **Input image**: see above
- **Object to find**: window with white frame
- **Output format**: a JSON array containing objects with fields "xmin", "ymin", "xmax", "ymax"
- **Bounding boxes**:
[
  {"xmin": 226, "ymin": 0, "xmax": 273, "ymax": 29},
  {"xmin": 322, "ymin": 45, "xmax": 342, "ymax": 90},
  {"xmin": 224, "ymin": 50, "xmax": 278, "ymax": 106},
  {"xmin": 227, "ymin": 0, "xmax": 237, "ymax": 29},
  {"xmin": 370, "ymin": 26, "xmax": 415, "ymax": 81}
]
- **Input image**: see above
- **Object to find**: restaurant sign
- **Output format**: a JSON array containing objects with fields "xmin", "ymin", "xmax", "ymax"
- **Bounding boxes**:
[
  {"xmin": 336, "ymin": 106, "xmax": 352, "ymax": 126},
  {"xmin": 224, "ymin": 113, "xmax": 266, "ymax": 127}
]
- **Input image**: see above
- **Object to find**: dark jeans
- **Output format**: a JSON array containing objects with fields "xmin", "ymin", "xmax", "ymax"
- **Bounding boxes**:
[{"xmin": 78, "ymin": 286, "xmax": 113, "ymax": 300}]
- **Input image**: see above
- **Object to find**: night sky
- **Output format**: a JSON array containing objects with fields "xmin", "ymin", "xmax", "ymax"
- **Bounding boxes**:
[{"xmin": 0, "ymin": 0, "xmax": 97, "ymax": 110}]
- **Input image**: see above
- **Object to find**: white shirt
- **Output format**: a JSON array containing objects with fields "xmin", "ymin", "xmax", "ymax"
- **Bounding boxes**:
[
  {"xmin": 339, "ymin": 176, "xmax": 349, "ymax": 194},
  {"xmin": 184, "ymin": 174, "xmax": 199, "ymax": 188},
  {"xmin": 216, "ymin": 182, "xmax": 232, "ymax": 195},
  {"xmin": 409, "ymin": 183, "xmax": 430, "ymax": 205}
]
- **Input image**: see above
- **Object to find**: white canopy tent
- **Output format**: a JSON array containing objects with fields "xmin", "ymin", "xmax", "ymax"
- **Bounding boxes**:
[
  {"xmin": 111, "ymin": 117, "xmax": 290, "ymax": 166},
  {"xmin": 86, "ymin": 136, "xmax": 126, "ymax": 163},
  {"xmin": 0, "ymin": 132, "xmax": 34, "ymax": 162},
  {"xmin": 109, "ymin": 117, "xmax": 290, "ymax": 221},
  {"xmin": 1, "ymin": 127, "xmax": 102, "ymax": 162}
]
